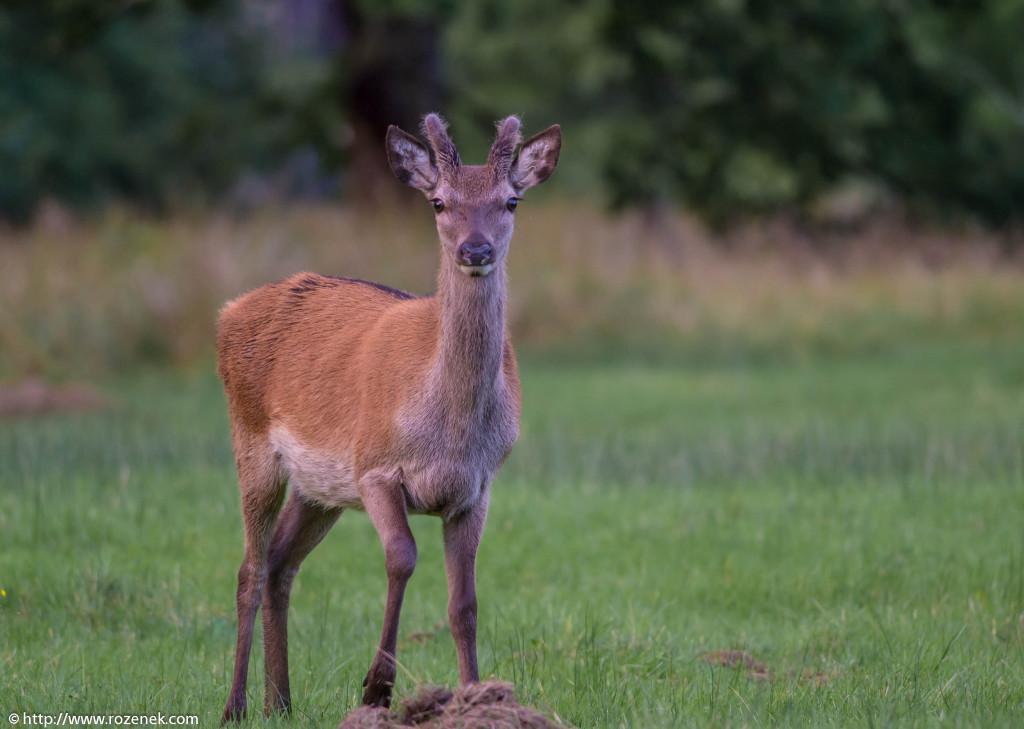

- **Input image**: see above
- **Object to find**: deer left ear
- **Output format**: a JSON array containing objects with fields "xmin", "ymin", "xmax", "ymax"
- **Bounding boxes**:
[{"xmin": 511, "ymin": 125, "xmax": 561, "ymax": 191}]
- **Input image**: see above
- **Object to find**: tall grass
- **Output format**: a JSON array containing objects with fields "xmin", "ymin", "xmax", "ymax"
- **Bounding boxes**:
[{"xmin": 2, "ymin": 203, "xmax": 1023, "ymax": 379}]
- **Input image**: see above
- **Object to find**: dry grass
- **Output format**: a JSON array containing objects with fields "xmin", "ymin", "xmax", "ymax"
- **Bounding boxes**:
[{"xmin": 1, "ymin": 201, "xmax": 1022, "ymax": 379}]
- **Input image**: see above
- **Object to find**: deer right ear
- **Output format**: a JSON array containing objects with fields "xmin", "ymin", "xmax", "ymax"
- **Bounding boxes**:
[{"xmin": 386, "ymin": 126, "xmax": 439, "ymax": 191}]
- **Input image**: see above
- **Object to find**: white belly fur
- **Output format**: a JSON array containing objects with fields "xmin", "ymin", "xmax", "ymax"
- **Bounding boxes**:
[{"xmin": 269, "ymin": 425, "xmax": 362, "ymax": 510}]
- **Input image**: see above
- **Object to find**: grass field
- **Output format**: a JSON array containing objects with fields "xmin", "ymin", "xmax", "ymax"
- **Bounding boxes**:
[{"xmin": 2, "ymin": 335, "xmax": 1024, "ymax": 727}]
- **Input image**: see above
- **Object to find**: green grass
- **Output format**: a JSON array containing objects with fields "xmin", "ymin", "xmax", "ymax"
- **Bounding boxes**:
[{"xmin": 3, "ymin": 340, "xmax": 1024, "ymax": 727}]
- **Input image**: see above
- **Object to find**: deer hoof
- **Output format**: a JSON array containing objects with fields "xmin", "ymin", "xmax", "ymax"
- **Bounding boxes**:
[
  {"xmin": 361, "ymin": 673, "xmax": 394, "ymax": 708},
  {"xmin": 220, "ymin": 702, "xmax": 247, "ymax": 724}
]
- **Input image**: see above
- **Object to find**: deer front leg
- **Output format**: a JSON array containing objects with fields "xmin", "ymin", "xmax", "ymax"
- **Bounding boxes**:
[
  {"xmin": 360, "ymin": 468, "xmax": 417, "ymax": 707},
  {"xmin": 443, "ymin": 490, "xmax": 490, "ymax": 685}
]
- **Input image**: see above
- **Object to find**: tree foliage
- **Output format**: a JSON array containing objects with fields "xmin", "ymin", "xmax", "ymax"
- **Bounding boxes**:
[
  {"xmin": 2, "ymin": 0, "xmax": 1023, "ymax": 226},
  {"xmin": 593, "ymin": 0, "xmax": 1024, "ymax": 223},
  {"xmin": 0, "ymin": 0, "xmax": 326, "ymax": 222}
]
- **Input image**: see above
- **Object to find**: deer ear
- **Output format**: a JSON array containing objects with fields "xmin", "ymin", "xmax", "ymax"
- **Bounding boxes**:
[
  {"xmin": 511, "ymin": 125, "xmax": 561, "ymax": 191},
  {"xmin": 386, "ymin": 125, "xmax": 439, "ymax": 191}
]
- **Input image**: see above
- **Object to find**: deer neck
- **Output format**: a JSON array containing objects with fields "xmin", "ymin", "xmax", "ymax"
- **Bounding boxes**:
[{"xmin": 430, "ymin": 261, "xmax": 508, "ymax": 416}]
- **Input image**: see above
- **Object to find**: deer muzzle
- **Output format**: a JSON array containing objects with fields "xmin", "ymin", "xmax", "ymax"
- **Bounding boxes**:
[{"xmin": 457, "ymin": 239, "xmax": 496, "ymax": 276}]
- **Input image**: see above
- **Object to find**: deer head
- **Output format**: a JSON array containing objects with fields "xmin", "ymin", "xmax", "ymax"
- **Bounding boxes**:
[{"xmin": 386, "ymin": 114, "xmax": 561, "ymax": 277}]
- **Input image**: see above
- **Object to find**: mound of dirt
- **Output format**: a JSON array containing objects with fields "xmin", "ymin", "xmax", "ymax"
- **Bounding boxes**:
[
  {"xmin": 339, "ymin": 681, "xmax": 557, "ymax": 729},
  {"xmin": 0, "ymin": 377, "xmax": 106, "ymax": 418}
]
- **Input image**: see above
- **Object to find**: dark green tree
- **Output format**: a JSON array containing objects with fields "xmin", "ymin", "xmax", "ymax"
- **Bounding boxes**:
[
  {"xmin": 0, "ymin": 0, "xmax": 320, "ymax": 222},
  {"xmin": 598, "ymin": 0, "xmax": 1024, "ymax": 224},
  {"xmin": 337, "ymin": 0, "xmax": 450, "ymax": 200}
]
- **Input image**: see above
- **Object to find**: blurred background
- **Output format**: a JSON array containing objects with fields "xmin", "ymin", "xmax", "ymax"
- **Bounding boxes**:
[
  {"xmin": 4, "ymin": 4, "xmax": 1024, "ymax": 723},
  {"xmin": 2, "ymin": 0, "xmax": 1024, "ymax": 382}
]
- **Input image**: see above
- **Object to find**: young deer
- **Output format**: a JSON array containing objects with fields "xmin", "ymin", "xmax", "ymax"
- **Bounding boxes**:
[{"xmin": 217, "ymin": 114, "xmax": 560, "ymax": 721}]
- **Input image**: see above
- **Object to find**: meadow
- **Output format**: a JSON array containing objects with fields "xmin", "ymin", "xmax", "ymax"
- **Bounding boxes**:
[{"xmin": 2, "ymin": 205, "xmax": 1024, "ymax": 727}]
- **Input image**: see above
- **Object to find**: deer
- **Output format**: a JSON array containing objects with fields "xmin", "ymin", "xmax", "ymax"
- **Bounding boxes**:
[{"xmin": 216, "ymin": 113, "xmax": 561, "ymax": 722}]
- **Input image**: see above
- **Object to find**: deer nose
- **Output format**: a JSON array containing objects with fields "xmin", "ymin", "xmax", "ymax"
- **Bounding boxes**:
[{"xmin": 457, "ymin": 238, "xmax": 494, "ymax": 267}]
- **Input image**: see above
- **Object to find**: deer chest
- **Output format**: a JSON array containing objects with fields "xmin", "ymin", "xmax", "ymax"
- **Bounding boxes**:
[{"xmin": 396, "ymin": 396, "xmax": 519, "ymax": 518}]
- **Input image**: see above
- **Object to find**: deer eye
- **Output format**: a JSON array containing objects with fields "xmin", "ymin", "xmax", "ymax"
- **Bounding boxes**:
[
  {"xmin": 431, "ymin": 199, "xmax": 445, "ymax": 213},
  {"xmin": 506, "ymin": 197, "xmax": 519, "ymax": 212}
]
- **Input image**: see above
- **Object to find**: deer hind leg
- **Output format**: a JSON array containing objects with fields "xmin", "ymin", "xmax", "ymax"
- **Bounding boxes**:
[
  {"xmin": 222, "ymin": 441, "xmax": 286, "ymax": 724},
  {"xmin": 359, "ymin": 468, "xmax": 417, "ymax": 707},
  {"xmin": 262, "ymin": 492, "xmax": 342, "ymax": 716}
]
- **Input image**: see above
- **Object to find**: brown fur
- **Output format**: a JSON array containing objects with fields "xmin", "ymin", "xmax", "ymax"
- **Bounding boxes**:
[{"xmin": 217, "ymin": 115, "xmax": 560, "ymax": 723}]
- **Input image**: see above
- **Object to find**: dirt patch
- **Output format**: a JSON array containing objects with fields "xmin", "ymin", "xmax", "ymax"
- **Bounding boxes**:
[
  {"xmin": 702, "ymin": 650, "xmax": 838, "ymax": 686},
  {"xmin": 399, "ymin": 622, "xmax": 448, "ymax": 650},
  {"xmin": 339, "ymin": 681, "xmax": 557, "ymax": 729},
  {"xmin": 702, "ymin": 650, "xmax": 774, "ymax": 681},
  {"xmin": 0, "ymin": 377, "xmax": 106, "ymax": 418}
]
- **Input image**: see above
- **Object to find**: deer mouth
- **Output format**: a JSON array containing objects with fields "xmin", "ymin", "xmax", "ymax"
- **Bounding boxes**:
[{"xmin": 458, "ymin": 263, "xmax": 496, "ymax": 277}]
